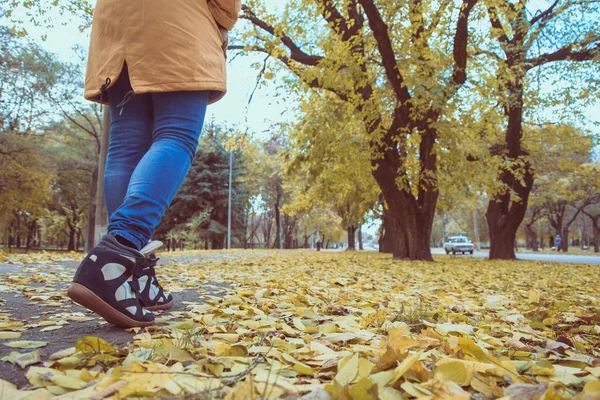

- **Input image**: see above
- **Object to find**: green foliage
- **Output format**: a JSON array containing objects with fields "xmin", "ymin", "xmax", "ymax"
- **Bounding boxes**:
[
  {"xmin": 283, "ymin": 93, "xmax": 379, "ymax": 230},
  {"xmin": 156, "ymin": 124, "xmax": 248, "ymax": 249}
]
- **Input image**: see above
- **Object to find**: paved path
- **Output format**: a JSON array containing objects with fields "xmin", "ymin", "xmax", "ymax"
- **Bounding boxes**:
[
  {"xmin": 0, "ymin": 252, "xmax": 234, "ymax": 388},
  {"xmin": 431, "ymin": 248, "xmax": 600, "ymax": 264}
]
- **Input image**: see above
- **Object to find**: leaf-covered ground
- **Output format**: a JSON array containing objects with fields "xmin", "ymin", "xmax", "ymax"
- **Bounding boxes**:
[{"xmin": 1, "ymin": 250, "xmax": 599, "ymax": 399}]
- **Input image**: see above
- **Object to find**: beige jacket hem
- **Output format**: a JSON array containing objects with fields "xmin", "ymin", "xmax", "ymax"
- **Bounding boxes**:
[{"xmin": 84, "ymin": 80, "xmax": 227, "ymax": 105}]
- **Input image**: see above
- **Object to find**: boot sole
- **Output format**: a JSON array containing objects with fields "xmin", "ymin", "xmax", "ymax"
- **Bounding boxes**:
[
  {"xmin": 67, "ymin": 283, "xmax": 155, "ymax": 328},
  {"xmin": 145, "ymin": 298, "xmax": 174, "ymax": 311}
]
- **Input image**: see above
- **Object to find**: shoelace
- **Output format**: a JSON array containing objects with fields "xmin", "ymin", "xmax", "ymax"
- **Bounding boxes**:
[{"xmin": 130, "ymin": 256, "xmax": 165, "ymax": 296}]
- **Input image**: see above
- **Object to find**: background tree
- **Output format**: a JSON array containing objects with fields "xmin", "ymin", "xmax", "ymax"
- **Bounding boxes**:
[
  {"xmin": 43, "ymin": 121, "xmax": 97, "ymax": 251},
  {"xmin": 480, "ymin": 0, "xmax": 599, "ymax": 259},
  {"xmin": 238, "ymin": 0, "xmax": 480, "ymax": 260},
  {"xmin": 583, "ymin": 188, "xmax": 600, "ymax": 253},
  {"xmin": 284, "ymin": 93, "xmax": 379, "ymax": 251},
  {"xmin": 155, "ymin": 125, "xmax": 247, "ymax": 249}
]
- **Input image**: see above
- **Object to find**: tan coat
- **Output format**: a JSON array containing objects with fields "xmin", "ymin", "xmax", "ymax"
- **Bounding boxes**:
[{"xmin": 84, "ymin": 0, "xmax": 241, "ymax": 104}]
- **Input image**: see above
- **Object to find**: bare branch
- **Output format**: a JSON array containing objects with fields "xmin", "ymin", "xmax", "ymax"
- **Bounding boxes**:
[{"xmin": 529, "ymin": 0, "xmax": 560, "ymax": 25}]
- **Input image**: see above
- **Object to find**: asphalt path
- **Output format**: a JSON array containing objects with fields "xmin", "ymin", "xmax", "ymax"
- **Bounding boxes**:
[{"xmin": 430, "ymin": 248, "xmax": 600, "ymax": 264}]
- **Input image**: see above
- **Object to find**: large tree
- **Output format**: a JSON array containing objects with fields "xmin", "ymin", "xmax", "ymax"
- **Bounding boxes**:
[
  {"xmin": 481, "ymin": 0, "xmax": 599, "ymax": 259},
  {"xmin": 237, "ymin": 0, "xmax": 480, "ymax": 260}
]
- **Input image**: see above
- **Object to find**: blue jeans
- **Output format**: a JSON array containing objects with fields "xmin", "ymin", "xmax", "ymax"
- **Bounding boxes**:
[{"xmin": 105, "ymin": 72, "xmax": 208, "ymax": 250}]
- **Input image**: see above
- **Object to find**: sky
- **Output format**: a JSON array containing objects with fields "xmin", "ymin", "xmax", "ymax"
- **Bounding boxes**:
[
  {"xmin": 7, "ymin": 1, "xmax": 598, "ymax": 138},
  {"xmin": 3, "ymin": 1, "xmax": 598, "ymax": 240},
  {"xmin": 7, "ymin": 2, "xmax": 297, "ymax": 141}
]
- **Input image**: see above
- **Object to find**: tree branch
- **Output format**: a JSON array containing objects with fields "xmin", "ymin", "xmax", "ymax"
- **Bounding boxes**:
[
  {"xmin": 487, "ymin": 4, "xmax": 510, "ymax": 51},
  {"xmin": 525, "ymin": 38, "xmax": 600, "ymax": 69},
  {"xmin": 315, "ymin": 0, "xmax": 363, "ymax": 41},
  {"xmin": 450, "ymin": 0, "xmax": 479, "ymax": 86},
  {"xmin": 229, "ymin": 44, "xmax": 348, "ymax": 102},
  {"xmin": 240, "ymin": 5, "xmax": 324, "ymax": 66},
  {"xmin": 529, "ymin": 0, "xmax": 560, "ymax": 25},
  {"xmin": 357, "ymin": 0, "xmax": 412, "ymax": 104}
]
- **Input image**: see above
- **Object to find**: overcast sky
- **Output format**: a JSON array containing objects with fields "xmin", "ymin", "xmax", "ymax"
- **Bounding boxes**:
[{"xmin": 8, "ymin": 2, "xmax": 296, "ymax": 142}]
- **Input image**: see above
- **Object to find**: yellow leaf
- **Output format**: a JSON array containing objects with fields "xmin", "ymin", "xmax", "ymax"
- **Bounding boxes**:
[
  {"xmin": 390, "ymin": 351, "xmax": 422, "ymax": 386},
  {"xmin": 26, "ymin": 367, "xmax": 62, "ymax": 387},
  {"xmin": 16, "ymin": 350, "xmax": 41, "ymax": 369},
  {"xmin": 75, "ymin": 336, "xmax": 118, "ymax": 354},
  {"xmin": 293, "ymin": 363, "xmax": 314, "ymax": 376},
  {"xmin": 531, "ymin": 360, "xmax": 555, "ymax": 376},
  {"xmin": 321, "ymin": 323, "xmax": 338, "ymax": 334},
  {"xmin": 528, "ymin": 289, "xmax": 540, "ymax": 304},
  {"xmin": 49, "ymin": 347, "xmax": 76, "ymax": 360},
  {"xmin": 293, "ymin": 317, "xmax": 306, "ymax": 331},
  {"xmin": 583, "ymin": 381, "xmax": 600, "ymax": 393},
  {"xmin": 434, "ymin": 361, "xmax": 472, "ymax": 386},
  {"xmin": 369, "ymin": 370, "xmax": 396, "ymax": 386},
  {"xmin": 586, "ymin": 367, "xmax": 600, "ymax": 378},
  {"xmin": 0, "ymin": 332, "xmax": 22, "ymax": 339},
  {"xmin": 154, "ymin": 345, "xmax": 194, "ymax": 362},
  {"xmin": 52, "ymin": 375, "xmax": 87, "ymax": 390},
  {"xmin": 352, "ymin": 358, "xmax": 374, "ymax": 384},
  {"xmin": 212, "ymin": 333, "xmax": 239, "ymax": 343},
  {"xmin": 0, "ymin": 379, "xmax": 23, "ymax": 400},
  {"xmin": 5, "ymin": 340, "xmax": 47, "ymax": 349},
  {"xmin": 40, "ymin": 326, "xmax": 63, "ymax": 332},
  {"xmin": 335, "ymin": 353, "xmax": 359, "ymax": 386},
  {"xmin": 348, "ymin": 378, "xmax": 375, "ymax": 399},
  {"xmin": 379, "ymin": 386, "xmax": 406, "ymax": 400}
]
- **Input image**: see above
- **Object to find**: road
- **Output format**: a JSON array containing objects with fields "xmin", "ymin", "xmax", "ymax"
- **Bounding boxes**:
[{"xmin": 430, "ymin": 248, "xmax": 600, "ymax": 264}]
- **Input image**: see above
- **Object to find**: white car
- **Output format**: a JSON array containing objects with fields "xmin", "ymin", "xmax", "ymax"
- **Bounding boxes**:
[{"xmin": 444, "ymin": 236, "xmax": 474, "ymax": 255}]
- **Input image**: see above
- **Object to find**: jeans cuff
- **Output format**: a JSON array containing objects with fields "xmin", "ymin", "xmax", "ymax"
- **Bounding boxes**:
[{"xmin": 107, "ymin": 229, "xmax": 144, "ymax": 251}]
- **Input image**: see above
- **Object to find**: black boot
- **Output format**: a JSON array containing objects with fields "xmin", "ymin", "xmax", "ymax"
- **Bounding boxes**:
[
  {"xmin": 67, "ymin": 235, "xmax": 155, "ymax": 328},
  {"xmin": 136, "ymin": 240, "xmax": 174, "ymax": 311}
]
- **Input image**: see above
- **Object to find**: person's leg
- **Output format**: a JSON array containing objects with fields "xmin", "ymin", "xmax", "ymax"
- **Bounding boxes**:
[
  {"xmin": 107, "ymin": 90, "xmax": 209, "ymax": 250},
  {"xmin": 104, "ymin": 71, "xmax": 153, "ymax": 219}
]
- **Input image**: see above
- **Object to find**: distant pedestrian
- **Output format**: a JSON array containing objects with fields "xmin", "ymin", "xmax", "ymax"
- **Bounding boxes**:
[
  {"xmin": 555, "ymin": 234, "xmax": 562, "ymax": 252},
  {"xmin": 316, "ymin": 240, "xmax": 322, "ymax": 252}
]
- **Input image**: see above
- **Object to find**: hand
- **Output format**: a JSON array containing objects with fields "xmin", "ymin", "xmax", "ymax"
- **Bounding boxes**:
[{"xmin": 219, "ymin": 27, "xmax": 228, "ymax": 58}]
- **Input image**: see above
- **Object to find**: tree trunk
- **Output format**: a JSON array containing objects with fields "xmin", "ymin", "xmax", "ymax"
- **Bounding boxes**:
[
  {"xmin": 373, "ymin": 172, "xmax": 436, "ymax": 260},
  {"xmin": 486, "ymin": 75, "xmax": 533, "ymax": 260},
  {"xmin": 26, "ymin": 220, "xmax": 36, "ymax": 252},
  {"xmin": 16, "ymin": 213, "xmax": 21, "ymax": 248},
  {"xmin": 369, "ymin": 121, "xmax": 437, "ymax": 261},
  {"xmin": 86, "ymin": 162, "xmax": 99, "ymax": 252},
  {"xmin": 37, "ymin": 224, "xmax": 42, "ymax": 248},
  {"xmin": 379, "ymin": 203, "xmax": 394, "ymax": 253},
  {"xmin": 562, "ymin": 229, "xmax": 569, "ymax": 252},
  {"xmin": 523, "ymin": 227, "xmax": 531, "ymax": 250},
  {"xmin": 593, "ymin": 223, "xmax": 599, "ymax": 253},
  {"xmin": 523, "ymin": 225, "xmax": 538, "ymax": 251},
  {"xmin": 347, "ymin": 226, "xmax": 356, "ymax": 250},
  {"xmin": 358, "ymin": 224, "xmax": 363, "ymax": 250},
  {"xmin": 585, "ymin": 214, "xmax": 599, "ymax": 253},
  {"xmin": 67, "ymin": 225, "xmax": 76, "ymax": 251},
  {"xmin": 273, "ymin": 200, "xmax": 281, "ymax": 249}
]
